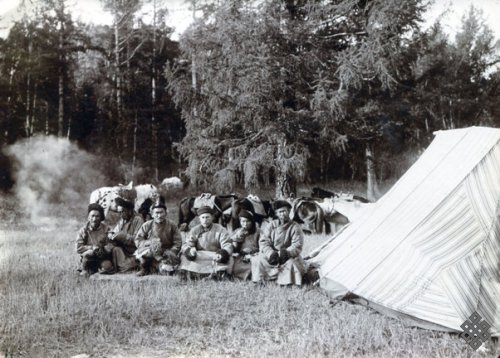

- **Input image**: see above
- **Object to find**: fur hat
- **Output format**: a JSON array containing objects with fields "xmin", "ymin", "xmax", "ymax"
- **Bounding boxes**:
[
  {"xmin": 151, "ymin": 196, "xmax": 167, "ymax": 210},
  {"xmin": 273, "ymin": 200, "xmax": 292, "ymax": 211},
  {"xmin": 115, "ymin": 197, "xmax": 134, "ymax": 210},
  {"xmin": 196, "ymin": 206, "xmax": 213, "ymax": 216},
  {"xmin": 238, "ymin": 209, "xmax": 254, "ymax": 221},
  {"xmin": 88, "ymin": 203, "xmax": 105, "ymax": 220}
]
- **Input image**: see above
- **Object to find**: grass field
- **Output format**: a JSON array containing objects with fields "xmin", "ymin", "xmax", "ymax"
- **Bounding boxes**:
[{"xmin": 0, "ymin": 194, "xmax": 498, "ymax": 358}]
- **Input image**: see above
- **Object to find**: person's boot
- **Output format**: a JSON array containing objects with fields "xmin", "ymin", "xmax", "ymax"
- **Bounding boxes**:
[
  {"xmin": 80, "ymin": 270, "xmax": 91, "ymax": 278},
  {"xmin": 136, "ymin": 266, "xmax": 149, "ymax": 276},
  {"xmin": 137, "ymin": 259, "xmax": 152, "ymax": 276}
]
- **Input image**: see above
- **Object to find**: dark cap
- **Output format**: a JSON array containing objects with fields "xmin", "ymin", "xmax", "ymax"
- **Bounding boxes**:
[
  {"xmin": 238, "ymin": 209, "xmax": 254, "ymax": 221},
  {"xmin": 196, "ymin": 206, "xmax": 213, "ymax": 216},
  {"xmin": 88, "ymin": 203, "xmax": 105, "ymax": 220},
  {"xmin": 151, "ymin": 196, "xmax": 167, "ymax": 210},
  {"xmin": 115, "ymin": 197, "xmax": 134, "ymax": 210},
  {"xmin": 273, "ymin": 200, "xmax": 292, "ymax": 211}
]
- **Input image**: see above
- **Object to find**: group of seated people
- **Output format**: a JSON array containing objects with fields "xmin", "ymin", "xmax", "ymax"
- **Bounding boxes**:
[{"xmin": 76, "ymin": 196, "xmax": 306, "ymax": 286}]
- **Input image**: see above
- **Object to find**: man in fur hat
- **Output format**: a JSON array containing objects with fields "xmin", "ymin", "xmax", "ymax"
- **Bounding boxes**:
[
  {"xmin": 76, "ymin": 203, "xmax": 114, "ymax": 277},
  {"xmin": 251, "ymin": 200, "xmax": 305, "ymax": 286},
  {"xmin": 134, "ymin": 196, "xmax": 182, "ymax": 276},
  {"xmin": 106, "ymin": 197, "xmax": 144, "ymax": 273},
  {"xmin": 179, "ymin": 206, "xmax": 233, "ymax": 279}
]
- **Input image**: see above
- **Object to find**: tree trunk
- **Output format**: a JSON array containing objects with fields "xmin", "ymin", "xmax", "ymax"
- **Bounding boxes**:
[
  {"xmin": 132, "ymin": 109, "xmax": 138, "ymax": 173},
  {"xmin": 57, "ymin": 24, "xmax": 65, "ymax": 137},
  {"xmin": 67, "ymin": 111, "xmax": 71, "ymax": 138},
  {"xmin": 114, "ymin": 1, "xmax": 122, "ymax": 125},
  {"xmin": 31, "ymin": 82, "xmax": 37, "ymax": 136},
  {"xmin": 319, "ymin": 150, "xmax": 324, "ymax": 182},
  {"xmin": 6, "ymin": 61, "xmax": 17, "ymax": 141},
  {"xmin": 191, "ymin": 1, "xmax": 197, "ymax": 90},
  {"xmin": 275, "ymin": 141, "xmax": 296, "ymax": 199},
  {"xmin": 366, "ymin": 143, "xmax": 380, "ymax": 201},
  {"xmin": 25, "ymin": 39, "xmax": 32, "ymax": 138},
  {"xmin": 151, "ymin": 0, "xmax": 159, "ymax": 182},
  {"xmin": 25, "ymin": 76, "xmax": 31, "ymax": 138}
]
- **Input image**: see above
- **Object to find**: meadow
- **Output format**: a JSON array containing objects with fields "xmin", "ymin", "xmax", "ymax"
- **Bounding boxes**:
[{"xmin": 0, "ymin": 193, "xmax": 498, "ymax": 358}]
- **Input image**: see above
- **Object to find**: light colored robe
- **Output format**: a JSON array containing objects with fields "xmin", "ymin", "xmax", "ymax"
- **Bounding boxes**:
[
  {"xmin": 252, "ymin": 219, "xmax": 305, "ymax": 285},
  {"xmin": 179, "ymin": 223, "xmax": 233, "ymax": 274},
  {"xmin": 76, "ymin": 222, "xmax": 113, "ymax": 273},
  {"xmin": 134, "ymin": 219, "xmax": 182, "ymax": 262}
]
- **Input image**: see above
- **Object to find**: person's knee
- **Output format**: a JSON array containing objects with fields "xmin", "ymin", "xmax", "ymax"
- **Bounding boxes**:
[
  {"xmin": 81, "ymin": 256, "xmax": 91, "ymax": 268},
  {"xmin": 100, "ymin": 260, "xmax": 114, "ymax": 272},
  {"xmin": 112, "ymin": 246, "xmax": 123, "ymax": 255}
]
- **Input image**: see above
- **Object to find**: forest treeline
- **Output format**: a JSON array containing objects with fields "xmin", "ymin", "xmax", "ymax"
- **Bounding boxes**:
[{"xmin": 0, "ymin": 0, "xmax": 499, "ymax": 199}]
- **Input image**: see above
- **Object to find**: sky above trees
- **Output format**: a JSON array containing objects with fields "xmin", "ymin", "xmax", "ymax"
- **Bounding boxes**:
[{"xmin": 1, "ymin": 0, "xmax": 500, "ymax": 41}]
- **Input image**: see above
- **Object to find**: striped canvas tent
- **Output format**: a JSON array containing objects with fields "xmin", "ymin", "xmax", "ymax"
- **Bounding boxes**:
[{"xmin": 309, "ymin": 126, "xmax": 500, "ymax": 336}]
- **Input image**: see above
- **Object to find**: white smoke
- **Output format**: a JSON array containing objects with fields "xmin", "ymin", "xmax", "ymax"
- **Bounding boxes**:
[{"xmin": 4, "ymin": 136, "xmax": 109, "ymax": 229}]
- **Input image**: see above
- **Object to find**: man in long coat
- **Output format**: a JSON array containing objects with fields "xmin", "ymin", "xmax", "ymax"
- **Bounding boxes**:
[
  {"xmin": 179, "ymin": 206, "xmax": 233, "ymax": 278},
  {"xmin": 106, "ymin": 197, "xmax": 144, "ymax": 273},
  {"xmin": 134, "ymin": 197, "xmax": 182, "ymax": 276},
  {"xmin": 76, "ymin": 203, "xmax": 114, "ymax": 277},
  {"xmin": 230, "ymin": 209, "xmax": 260, "ymax": 280},
  {"xmin": 252, "ymin": 200, "xmax": 305, "ymax": 286}
]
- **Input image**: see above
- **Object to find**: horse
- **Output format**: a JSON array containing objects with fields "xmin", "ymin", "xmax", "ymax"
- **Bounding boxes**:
[
  {"xmin": 311, "ymin": 186, "xmax": 370, "ymax": 203},
  {"xmin": 89, "ymin": 182, "xmax": 136, "ymax": 226},
  {"xmin": 90, "ymin": 182, "xmax": 158, "ymax": 224},
  {"xmin": 317, "ymin": 194, "xmax": 374, "ymax": 234},
  {"xmin": 160, "ymin": 176, "xmax": 184, "ymax": 191},
  {"xmin": 290, "ymin": 198, "xmax": 325, "ymax": 235},
  {"xmin": 178, "ymin": 193, "xmax": 238, "ymax": 231},
  {"xmin": 134, "ymin": 184, "xmax": 158, "ymax": 212},
  {"xmin": 311, "ymin": 187, "xmax": 337, "ymax": 199},
  {"xmin": 230, "ymin": 195, "xmax": 274, "ymax": 231}
]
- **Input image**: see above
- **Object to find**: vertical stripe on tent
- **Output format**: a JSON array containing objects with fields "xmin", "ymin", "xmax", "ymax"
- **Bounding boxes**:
[
  {"xmin": 315, "ymin": 128, "xmax": 500, "ymax": 334},
  {"xmin": 356, "ymin": 183, "xmax": 480, "ymax": 309},
  {"xmin": 406, "ymin": 278, "xmax": 460, "ymax": 329},
  {"xmin": 441, "ymin": 246, "xmax": 487, "ymax": 328}
]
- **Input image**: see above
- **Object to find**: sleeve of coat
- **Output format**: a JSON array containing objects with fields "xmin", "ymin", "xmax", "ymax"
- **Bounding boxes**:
[
  {"xmin": 121, "ymin": 216, "xmax": 143, "ymax": 250},
  {"xmin": 218, "ymin": 228, "xmax": 233, "ymax": 254},
  {"xmin": 127, "ymin": 216, "xmax": 144, "ymax": 241},
  {"xmin": 182, "ymin": 226, "xmax": 198, "ymax": 253},
  {"xmin": 286, "ymin": 224, "xmax": 304, "ymax": 258},
  {"xmin": 134, "ymin": 221, "xmax": 151, "ymax": 249},
  {"xmin": 259, "ymin": 222, "xmax": 276, "ymax": 260},
  {"xmin": 170, "ymin": 223, "xmax": 182, "ymax": 255},
  {"xmin": 230, "ymin": 228, "xmax": 242, "ymax": 243},
  {"xmin": 253, "ymin": 230, "xmax": 261, "ymax": 254},
  {"xmin": 76, "ymin": 227, "xmax": 92, "ymax": 254}
]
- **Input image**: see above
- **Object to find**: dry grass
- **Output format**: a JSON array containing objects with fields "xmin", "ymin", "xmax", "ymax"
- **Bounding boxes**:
[{"xmin": 0, "ymin": 225, "xmax": 497, "ymax": 358}]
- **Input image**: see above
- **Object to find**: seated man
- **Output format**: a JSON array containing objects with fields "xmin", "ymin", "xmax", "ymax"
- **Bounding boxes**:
[
  {"xmin": 179, "ymin": 206, "xmax": 233, "ymax": 279},
  {"xmin": 134, "ymin": 197, "xmax": 182, "ymax": 276},
  {"xmin": 230, "ymin": 210, "xmax": 260, "ymax": 280},
  {"xmin": 106, "ymin": 197, "xmax": 144, "ymax": 273},
  {"xmin": 76, "ymin": 203, "xmax": 114, "ymax": 277},
  {"xmin": 252, "ymin": 200, "xmax": 305, "ymax": 286}
]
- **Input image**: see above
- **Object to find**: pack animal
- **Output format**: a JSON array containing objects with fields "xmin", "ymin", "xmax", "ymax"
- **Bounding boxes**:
[
  {"xmin": 230, "ymin": 195, "xmax": 274, "ymax": 231},
  {"xmin": 160, "ymin": 176, "xmax": 184, "ymax": 191},
  {"xmin": 89, "ymin": 182, "xmax": 135, "ymax": 226},
  {"xmin": 311, "ymin": 187, "xmax": 370, "ymax": 203},
  {"xmin": 178, "ymin": 193, "xmax": 238, "ymax": 231},
  {"xmin": 318, "ymin": 195, "xmax": 373, "ymax": 234},
  {"xmin": 290, "ymin": 198, "xmax": 325, "ymax": 235},
  {"xmin": 134, "ymin": 184, "xmax": 158, "ymax": 213}
]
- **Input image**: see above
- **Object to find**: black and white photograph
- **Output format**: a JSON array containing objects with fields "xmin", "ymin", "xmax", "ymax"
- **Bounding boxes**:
[{"xmin": 0, "ymin": 0, "xmax": 499, "ymax": 357}]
